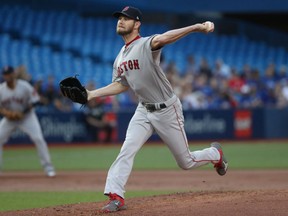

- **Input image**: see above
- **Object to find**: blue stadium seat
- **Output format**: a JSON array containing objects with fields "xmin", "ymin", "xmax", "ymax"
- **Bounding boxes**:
[{"xmin": 1, "ymin": 4, "xmax": 288, "ymax": 83}]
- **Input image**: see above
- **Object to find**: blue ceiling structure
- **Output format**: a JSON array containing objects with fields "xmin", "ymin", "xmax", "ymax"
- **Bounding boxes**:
[{"xmin": 1, "ymin": 0, "xmax": 288, "ymax": 13}]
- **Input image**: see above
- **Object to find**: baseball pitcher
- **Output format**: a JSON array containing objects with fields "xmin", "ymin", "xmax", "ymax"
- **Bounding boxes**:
[{"xmin": 60, "ymin": 6, "xmax": 228, "ymax": 213}]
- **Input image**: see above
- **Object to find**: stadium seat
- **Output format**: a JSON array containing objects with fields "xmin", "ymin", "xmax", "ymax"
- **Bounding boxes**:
[{"xmin": 0, "ymin": 4, "xmax": 288, "ymax": 86}]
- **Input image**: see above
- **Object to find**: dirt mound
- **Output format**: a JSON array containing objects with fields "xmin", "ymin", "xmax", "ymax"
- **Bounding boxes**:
[
  {"xmin": 0, "ymin": 170, "xmax": 287, "ymax": 216},
  {"xmin": 2, "ymin": 190, "xmax": 287, "ymax": 216}
]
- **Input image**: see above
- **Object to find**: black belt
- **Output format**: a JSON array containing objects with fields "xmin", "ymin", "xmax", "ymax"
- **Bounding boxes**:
[{"xmin": 142, "ymin": 102, "xmax": 167, "ymax": 112}]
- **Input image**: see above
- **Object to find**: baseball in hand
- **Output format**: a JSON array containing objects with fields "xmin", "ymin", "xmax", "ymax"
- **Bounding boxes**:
[{"xmin": 203, "ymin": 21, "xmax": 214, "ymax": 33}]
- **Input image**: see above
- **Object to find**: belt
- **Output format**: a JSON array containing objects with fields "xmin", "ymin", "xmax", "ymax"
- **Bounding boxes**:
[
  {"xmin": 141, "ymin": 95, "xmax": 177, "ymax": 112},
  {"xmin": 142, "ymin": 103, "xmax": 166, "ymax": 112}
]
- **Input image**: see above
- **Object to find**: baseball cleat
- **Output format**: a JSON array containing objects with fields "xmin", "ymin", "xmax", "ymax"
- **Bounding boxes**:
[
  {"xmin": 46, "ymin": 170, "xmax": 56, "ymax": 177},
  {"xmin": 102, "ymin": 193, "xmax": 126, "ymax": 213},
  {"xmin": 211, "ymin": 142, "xmax": 228, "ymax": 176},
  {"xmin": 44, "ymin": 166, "xmax": 56, "ymax": 177}
]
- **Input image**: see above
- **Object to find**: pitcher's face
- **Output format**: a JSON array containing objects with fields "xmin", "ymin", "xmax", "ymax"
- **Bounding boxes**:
[{"xmin": 116, "ymin": 16, "xmax": 137, "ymax": 36}]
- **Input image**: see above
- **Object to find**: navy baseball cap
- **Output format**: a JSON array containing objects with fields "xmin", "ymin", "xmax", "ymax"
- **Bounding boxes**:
[
  {"xmin": 113, "ymin": 6, "xmax": 142, "ymax": 21},
  {"xmin": 2, "ymin": 66, "xmax": 14, "ymax": 75}
]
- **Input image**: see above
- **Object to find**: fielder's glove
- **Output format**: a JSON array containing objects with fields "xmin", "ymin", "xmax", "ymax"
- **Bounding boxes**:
[
  {"xmin": 4, "ymin": 110, "xmax": 24, "ymax": 121},
  {"xmin": 59, "ymin": 76, "xmax": 88, "ymax": 105}
]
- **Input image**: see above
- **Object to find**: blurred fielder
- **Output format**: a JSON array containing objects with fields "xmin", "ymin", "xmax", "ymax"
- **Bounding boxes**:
[{"xmin": 0, "ymin": 66, "xmax": 56, "ymax": 177}]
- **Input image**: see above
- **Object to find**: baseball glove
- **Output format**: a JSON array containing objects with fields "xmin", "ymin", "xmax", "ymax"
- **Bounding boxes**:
[
  {"xmin": 59, "ymin": 76, "xmax": 88, "ymax": 105},
  {"xmin": 4, "ymin": 110, "xmax": 24, "ymax": 121}
]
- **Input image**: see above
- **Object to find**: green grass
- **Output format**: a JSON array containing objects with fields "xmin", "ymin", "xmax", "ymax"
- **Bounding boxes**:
[
  {"xmin": 1, "ymin": 141, "xmax": 288, "ymax": 212},
  {"xmin": 0, "ymin": 190, "xmax": 173, "ymax": 211},
  {"xmin": 222, "ymin": 142, "xmax": 288, "ymax": 169},
  {"xmin": 3, "ymin": 142, "xmax": 288, "ymax": 171},
  {"xmin": 0, "ymin": 192, "xmax": 98, "ymax": 211}
]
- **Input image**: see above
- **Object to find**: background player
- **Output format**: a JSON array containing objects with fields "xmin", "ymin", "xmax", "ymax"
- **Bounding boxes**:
[
  {"xmin": 0, "ymin": 66, "xmax": 56, "ymax": 177},
  {"xmin": 86, "ymin": 6, "xmax": 228, "ymax": 212}
]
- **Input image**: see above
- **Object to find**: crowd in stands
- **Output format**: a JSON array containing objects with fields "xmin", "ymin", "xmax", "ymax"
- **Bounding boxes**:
[
  {"xmin": 2, "ymin": 55, "xmax": 288, "ymax": 112},
  {"xmin": 162, "ymin": 55, "xmax": 288, "ymax": 110}
]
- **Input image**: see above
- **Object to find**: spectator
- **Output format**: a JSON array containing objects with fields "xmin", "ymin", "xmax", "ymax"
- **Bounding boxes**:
[
  {"xmin": 115, "ymin": 89, "xmax": 137, "ymax": 110},
  {"xmin": 53, "ymin": 90, "xmax": 75, "ymax": 112},
  {"xmin": 211, "ymin": 90, "xmax": 237, "ymax": 109},
  {"xmin": 278, "ymin": 65, "xmax": 287, "ymax": 82},
  {"xmin": 42, "ymin": 75, "xmax": 58, "ymax": 106},
  {"xmin": 261, "ymin": 63, "xmax": 279, "ymax": 90},
  {"xmin": 33, "ymin": 79, "xmax": 51, "ymax": 111},
  {"xmin": 84, "ymin": 97, "xmax": 115, "ymax": 143},
  {"xmin": 275, "ymin": 81, "xmax": 288, "ymax": 108},
  {"xmin": 165, "ymin": 61, "xmax": 182, "ymax": 96},
  {"xmin": 84, "ymin": 82, "xmax": 116, "ymax": 143},
  {"xmin": 181, "ymin": 80, "xmax": 208, "ymax": 110},
  {"xmin": 15, "ymin": 65, "xmax": 31, "ymax": 82},
  {"xmin": 228, "ymin": 68, "xmax": 245, "ymax": 94},
  {"xmin": 198, "ymin": 58, "xmax": 213, "ymax": 80},
  {"xmin": 238, "ymin": 84, "xmax": 263, "ymax": 108},
  {"xmin": 245, "ymin": 68, "xmax": 262, "ymax": 90},
  {"xmin": 239, "ymin": 64, "xmax": 252, "ymax": 80},
  {"xmin": 183, "ymin": 55, "xmax": 198, "ymax": 76},
  {"xmin": 159, "ymin": 54, "xmax": 169, "ymax": 72},
  {"xmin": 213, "ymin": 59, "xmax": 231, "ymax": 79}
]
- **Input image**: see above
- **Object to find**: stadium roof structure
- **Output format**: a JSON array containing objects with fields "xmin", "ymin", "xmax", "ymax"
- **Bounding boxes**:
[{"xmin": 2, "ymin": 0, "xmax": 288, "ymax": 13}]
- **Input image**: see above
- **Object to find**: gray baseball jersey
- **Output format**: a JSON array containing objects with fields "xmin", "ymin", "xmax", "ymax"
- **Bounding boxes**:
[
  {"xmin": 0, "ymin": 79, "xmax": 54, "ymax": 175},
  {"xmin": 0, "ymin": 79, "xmax": 39, "ymax": 112},
  {"xmin": 112, "ymin": 35, "xmax": 174, "ymax": 103},
  {"xmin": 105, "ymin": 36, "xmax": 221, "ymax": 198}
]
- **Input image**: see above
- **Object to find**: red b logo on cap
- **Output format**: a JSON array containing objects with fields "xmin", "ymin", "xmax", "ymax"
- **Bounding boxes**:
[{"xmin": 123, "ymin": 6, "xmax": 129, "ymax": 11}]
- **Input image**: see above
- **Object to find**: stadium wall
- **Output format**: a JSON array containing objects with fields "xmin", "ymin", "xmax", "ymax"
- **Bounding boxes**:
[{"xmin": 4, "ymin": 108, "xmax": 288, "ymax": 145}]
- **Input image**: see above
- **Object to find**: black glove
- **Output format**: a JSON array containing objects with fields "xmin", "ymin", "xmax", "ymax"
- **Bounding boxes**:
[{"xmin": 59, "ymin": 76, "xmax": 88, "ymax": 105}]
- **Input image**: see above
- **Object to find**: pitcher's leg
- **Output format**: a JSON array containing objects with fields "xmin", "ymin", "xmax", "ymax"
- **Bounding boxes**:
[
  {"xmin": 151, "ymin": 100, "xmax": 220, "ymax": 169},
  {"xmin": 104, "ymin": 108, "xmax": 153, "ymax": 198},
  {"xmin": 158, "ymin": 129, "xmax": 220, "ymax": 169}
]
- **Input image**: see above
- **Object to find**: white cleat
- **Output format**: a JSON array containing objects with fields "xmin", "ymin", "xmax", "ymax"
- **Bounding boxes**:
[
  {"xmin": 44, "ymin": 165, "xmax": 56, "ymax": 178},
  {"xmin": 46, "ymin": 170, "xmax": 56, "ymax": 177}
]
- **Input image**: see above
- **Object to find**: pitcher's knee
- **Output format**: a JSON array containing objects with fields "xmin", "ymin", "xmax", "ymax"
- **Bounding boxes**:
[{"xmin": 177, "ymin": 161, "xmax": 194, "ymax": 170}]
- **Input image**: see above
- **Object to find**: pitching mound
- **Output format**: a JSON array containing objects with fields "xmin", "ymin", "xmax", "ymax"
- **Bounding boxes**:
[{"xmin": 0, "ymin": 170, "xmax": 287, "ymax": 216}]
